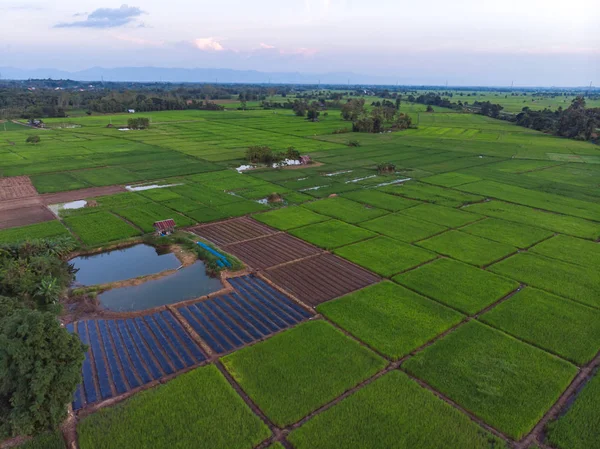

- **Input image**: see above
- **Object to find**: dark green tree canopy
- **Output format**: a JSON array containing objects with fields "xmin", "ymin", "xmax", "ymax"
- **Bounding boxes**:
[{"xmin": 0, "ymin": 309, "xmax": 85, "ymax": 437}]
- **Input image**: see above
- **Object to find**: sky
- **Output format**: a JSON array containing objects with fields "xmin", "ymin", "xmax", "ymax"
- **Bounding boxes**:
[{"xmin": 1, "ymin": 0, "xmax": 598, "ymax": 86}]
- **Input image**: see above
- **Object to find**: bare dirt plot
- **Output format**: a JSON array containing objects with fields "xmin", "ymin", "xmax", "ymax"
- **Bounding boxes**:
[
  {"xmin": 41, "ymin": 185, "xmax": 127, "ymax": 205},
  {"xmin": 224, "ymin": 233, "xmax": 322, "ymax": 270},
  {"xmin": 0, "ymin": 176, "xmax": 38, "ymax": 201},
  {"xmin": 0, "ymin": 196, "xmax": 42, "ymax": 212},
  {"xmin": 0, "ymin": 205, "xmax": 56, "ymax": 229},
  {"xmin": 190, "ymin": 217, "xmax": 278, "ymax": 246},
  {"xmin": 263, "ymin": 253, "xmax": 380, "ymax": 307}
]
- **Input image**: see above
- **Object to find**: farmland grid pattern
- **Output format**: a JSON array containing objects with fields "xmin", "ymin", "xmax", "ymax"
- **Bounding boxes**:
[{"xmin": 3, "ymin": 108, "xmax": 600, "ymax": 448}]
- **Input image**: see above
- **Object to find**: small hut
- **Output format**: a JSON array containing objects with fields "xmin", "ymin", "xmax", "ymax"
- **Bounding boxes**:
[{"xmin": 153, "ymin": 219, "xmax": 176, "ymax": 236}]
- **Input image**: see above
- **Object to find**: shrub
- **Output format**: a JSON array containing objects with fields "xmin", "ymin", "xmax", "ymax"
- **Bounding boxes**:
[
  {"xmin": 347, "ymin": 139, "xmax": 361, "ymax": 147},
  {"xmin": 377, "ymin": 162, "xmax": 396, "ymax": 174},
  {"xmin": 127, "ymin": 117, "xmax": 150, "ymax": 129},
  {"xmin": 394, "ymin": 113, "xmax": 413, "ymax": 130},
  {"xmin": 284, "ymin": 147, "xmax": 301, "ymax": 160},
  {"xmin": 26, "ymin": 135, "xmax": 40, "ymax": 144}
]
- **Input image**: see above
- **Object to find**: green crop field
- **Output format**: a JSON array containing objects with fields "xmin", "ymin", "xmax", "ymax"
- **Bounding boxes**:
[
  {"xmin": 302, "ymin": 197, "xmax": 388, "ymax": 224},
  {"xmin": 289, "ymin": 219, "xmax": 376, "ymax": 249},
  {"xmin": 461, "ymin": 218, "xmax": 554, "ymax": 248},
  {"xmin": 394, "ymin": 258, "xmax": 520, "ymax": 314},
  {"xmin": 398, "ymin": 203, "xmax": 482, "ymax": 228},
  {"xmin": 334, "ymin": 236, "xmax": 437, "ymax": 277},
  {"xmin": 360, "ymin": 213, "xmax": 447, "ymax": 243},
  {"xmin": 0, "ymin": 221, "xmax": 70, "ymax": 243},
  {"xmin": 253, "ymin": 207, "xmax": 328, "ymax": 230},
  {"xmin": 464, "ymin": 201, "xmax": 600, "ymax": 240},
  {"xmin": 288, "ymin": 371, "xmax": 506, "ymax": 449},
  {"xmin": 417, "ymin": 230, "xmax": 517, "ymax": 267},
  {"xmin": 222, "ymin": 320, "xmax": 386, "ymax": 426},
  {"xmin": 64, "ymin": 212, "xmax": 141, "ymax": 246},
  {"xmin": 530, "ymin": 234, "xmax": 600, "ymax": 267},
  {"xmin": 489, "ymin": 253, "xmax": 600, "ymax": 309},
  {"xmin": 318, "ymin": 282, "xmax": 463, "ymax": 359},
  {"xmin": 546, "ymin": 372, "xmax": 600, "ymax": 449},
  {"xmin": 480, "ymin": 288, "xmax": 600, "ymax": 365},
  {"xmin": 3, "ymin": 102, "xmax": 600, "ymax": 449},
  {"xmin": 77, "ymin": 365, "xmax": 270, "ymax": 449},
  {"xmin": 403, "ymin": 321, "xmax": 578, "ymax": 439},
  {"xmin": 340, "ymin": 189, "xmax": 419, "ymax": 211}
]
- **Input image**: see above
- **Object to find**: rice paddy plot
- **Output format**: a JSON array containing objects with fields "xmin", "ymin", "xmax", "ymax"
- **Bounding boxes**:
[
  {"xmin": 380, "ymin": 181, "xmax": 484, "ymax": 207},
  {"xmin": 340, "ymin": 189, "xmax": 420, "ymax": 211},
  {"xmin": 403, "ymin": 321, "xmax": 578, "ymax": 440},
  {"xmin": 461, "ymin": 218, "xmax": 554, "ymax": 248},
  {"xmin": 480, "ymin": 287, "xmax": 600, "ymax": 365},
  {"xmin": 394, "ymin": 258, "xmax": 519, "ymax": 315},
  {"xmin": 464, "ymin": 201, "xmax": 600, "ymax": 240},
  {"xmin": 113, "ymin": 203, "xmax": 195, "ymax": 232},
  {"xmin": 64, "ymin": 212, "xmax": 140, "ymax": 246},
  {"xmin": 399, "ymin": 203, "xmax": 482, "ymax": 228},
  {"xmin": 421, "ymin": 172, "xmax": 482, "ymax": 187},
  {"xmin": 30, "ymin": 172, "xmax": 90, "ymax": 194},
  {"xmin": 77, "ymin": 365, "xmax": 271, "ymax": 449},
  {"xmin": 545, "ymin": 371, "xmax": 600, "ymax": 449},
  {"xmin": 458, "ymin": 180, "xmax": 600, "ymax": 221},
  {"xmin": 360, "ymin": 213, "xmax": 447, "ymax": 243},
  {"xmin": 318, "ymin": 282, "xmax": 464, "ymax": 360},
  {"xmin": 530, "ymin": 234, "xmax": 600, "ymax": 267},
  {"xmin": 417, "ymin": 230, "xmax": 517, "ymax": 267},
  {"xmin": 302, "ymin": 197, "xmax": 388, "ymax": 224},
  {"xmin": 253, "ymin": 206, "xmax": 328, "ymax": 230},
  {"xmin": 221, "ymin": 320, "xmax": 386, "ymax": 427},
  {"xmin": 334, "ymin": 236, "xmax": 437, "ymax": 277},
  {"xmin": 0, "ymin": 220, "xmax": 70, "ymax": 243},
  {"xmin": 289, "ymin": 220, "xmax": 377, "ymax": 250},
  {"xmin": 489, "ymin": 253, "xmax": 600, "ymax": 309},
  {"xmin": 288, "ymin": 371, "xmax": 506, "ymax": 449}
]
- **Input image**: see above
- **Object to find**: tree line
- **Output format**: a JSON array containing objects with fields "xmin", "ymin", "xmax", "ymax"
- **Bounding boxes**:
[{"xmin": 411, "ymin": 93, "xmax": 599, "ymax": 143}]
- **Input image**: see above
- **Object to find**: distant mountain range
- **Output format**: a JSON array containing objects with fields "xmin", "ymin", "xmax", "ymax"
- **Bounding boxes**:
[{"xmin": 0, "ymin": 66, "xmax": 408, "ymax": 85}]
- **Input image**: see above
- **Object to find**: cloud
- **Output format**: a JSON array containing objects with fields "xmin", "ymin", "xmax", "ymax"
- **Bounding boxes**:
[
  {"xmin": 55, "ymin": 4, "xmax": 145, "ymax": 28},
  {"xmin": 260, "ymin": 43, "xmax": 276, "ymax": 49},
  {"xmin": 193, "ymin": 37, "xmax": 225, "ymax": 51}
]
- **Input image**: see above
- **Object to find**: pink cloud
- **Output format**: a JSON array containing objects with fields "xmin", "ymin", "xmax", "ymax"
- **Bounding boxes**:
[{"xmin": 260, "ymin": 42, "xmax": 276, "ymax": 49}]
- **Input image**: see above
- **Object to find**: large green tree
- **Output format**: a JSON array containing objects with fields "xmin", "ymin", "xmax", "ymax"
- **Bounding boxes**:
[{"xmin": 0, "ymin": 309, "xmax": 85, "ymax": 437}]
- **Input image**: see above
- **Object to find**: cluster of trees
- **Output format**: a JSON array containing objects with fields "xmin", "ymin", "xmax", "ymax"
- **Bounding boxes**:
[
  {"xmin": 0, "ymin": 238, "xmax": 85, "ymax": 438},
  {"xmin": 246, "ymin": 146, "xmax": 301, "ymax": 164},
  {"xmin": 341, "ymin": 99, "xmax": 412, "ymax": 133},
  {"xmin": 127, "ymin": 117, "xmax": 150, "ymax": 130},
  {"xmin": 516, "ymin": 98, "xmax": 600, "ymax": 141},
  {"xmin": 471, "ymin": 101, "xmax": 505, "ymax": 118},
  {"xmin": 291, "ymin": 100, "xmax": 322, "ymax": 121},
  {"xmin": 413, "ymin": 93, "xmax": 459, "ymax": 110}
]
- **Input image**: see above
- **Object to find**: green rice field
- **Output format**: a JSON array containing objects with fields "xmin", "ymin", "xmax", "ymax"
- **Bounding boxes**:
[{"xmin": 3, "ymin": 103, "xmax": 600, "ymax": 449}]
